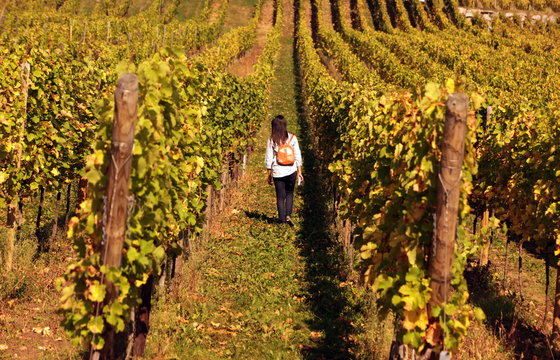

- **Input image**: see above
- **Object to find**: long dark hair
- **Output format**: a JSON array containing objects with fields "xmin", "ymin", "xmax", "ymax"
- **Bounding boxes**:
[{"xmin": 271, "ymin": 115, "xmax": 288, "ymax": 146}]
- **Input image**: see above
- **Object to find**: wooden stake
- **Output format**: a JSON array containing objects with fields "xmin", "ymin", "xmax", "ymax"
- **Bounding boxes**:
[
  {"xmin": 91, "ymin": 73, "xmax": 138, "ymax": 360},
  {"xmin": 503, "ymin": 231, "xmax": 510, "ymax": 289},
  {"xmin": 49, "ymin": 191, "xmax": 62, "ymax": 248},
  {"xmin": 76, "ymin": 177, "xmax": 88, "ymax": 210},
  {"xmin": 4, "ymin": 201, "xmax": 17, "ymax": 272},
  {"xmin": 17, "ymin": 197, "xmax": 24, "ymax": 233},
  {"xmin": 518, "ymin": 239, "xmax": 524, "ymax": 299},
  {"xmin": 132, "ymin": 276, "xmax": 154, "ymax": 357},
  {"xmin": 552, "ymin": 261, "xmax": 560, "ymax": 348},
  {"xmin": 428, "ymin": 93, "xmax": 468, "ymax": 308},
  {"xmin": 103, "ymin": 73, "xmax": 138, "ymax": 269},
  {"xmin": 480, "ymin": 208, "xmax": 490, "ymax": 266},
  {"xmin": 63, "ymin": 182, "xmax": 72, "ymax": 229}
]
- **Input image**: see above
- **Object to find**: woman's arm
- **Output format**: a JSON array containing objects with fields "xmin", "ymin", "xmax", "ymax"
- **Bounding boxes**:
[
  {"xmin": 265, "ymin": 138, "xmax": 274, "ymax": 185},
  {"xmin": 294, "ymin": 137, "xmax": 303, "ymax": 183}
]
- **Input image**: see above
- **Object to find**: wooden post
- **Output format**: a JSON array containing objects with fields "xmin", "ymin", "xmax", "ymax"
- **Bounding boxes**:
[
  {"xmin": 153, "ymin": 26, "xmax": 159, "ymax": 53},
  {"xmin": 132, "ymin": 276, "xmax": 154, "ymax": 357},
  {"xmin": 428, "ymin": 93, "xmax": 468, "ymax": 308},
  {"xmin": 479, "ymin": 208, "xmax": 490, "ymax": 266},
  {"xmin": 17, "ymin": 197, "xmax": 24, "ymax": 232},
  {"xmin": 219, "ymin": 162, "xmax": 228, "ymax": 211},
  {"xmin": 205, "ymin": 185, "xmax": 213, "ymax": 228},
  {"xmin": 49, "ymin": 191, "xmax": 62, "ymax": 248},
  {"xmin": 552, "ymin": 260, "xmax": 560, "ymax": 348},
  {"xmin": 4, "ymin": 201, "xmax": 17, "ymax": 272},
  {"xmin": 90, "ymin": 73, "xmax": 138, "ymax": 360},
  {"xmin": 106, "ymin": 20, "xmax": 110, "ymax": 42},
  {"xmin": 76, "ymin": 176, "xmax": 89, "ymax": 210},
  {"xmin": 549, "ymin": 234, "xmax": 560, "ymax": 350},
  {"xmin": 63, "ymin": 182, "xmax": 72, "ymax": 229},
  {"xmin": 102, "ymin": 73, "xmax": 138, "ymax": 269},
  {"xmin": 35, "ymin": 186, "xmax": 45, "ymax": 243}
]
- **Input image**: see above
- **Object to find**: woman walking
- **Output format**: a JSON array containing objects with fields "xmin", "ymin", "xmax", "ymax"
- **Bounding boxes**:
[{"xmin": 265, "ymin": 115, "xmax": 303, "ymax": 226}]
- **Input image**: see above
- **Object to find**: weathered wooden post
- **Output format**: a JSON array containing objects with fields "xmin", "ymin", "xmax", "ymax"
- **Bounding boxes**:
[
  {"xmin": 479, "ymin": 106, "xmax": 492, "ymax": 268},
  {"xmin": 82, "ymin": 21, "xmax": 87, "ymax": 43},
  {"xmin": 106, "ymin": 20, "xmax": 111, "ymax": 42},
  {"xmin": 429, "ymin": 93, "xmax": 468, "ymax": 305},
  {"xmin": 69, "ymin": 19, "xmax": 73, "ymax": 42},
  {"xmin": 102, "ymin": 73, "xmax": 138, "ymax": 275},
  {"xmin": 551, "ymin": 243, "xmax": 560, "ymax": 348},
  {"xmin": 90, "ymin": 73, "xmax": 138, "ymax": 360},
  {"xmin": 427, "ymin": 93, "xmax": 468, "ymax": 353},
  {"xmin": 479, "ymin": 207, "xmax": 490, "ymax": 266}
]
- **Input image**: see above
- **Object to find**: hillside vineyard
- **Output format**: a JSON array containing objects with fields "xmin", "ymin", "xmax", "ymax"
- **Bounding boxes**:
[{"xmin": 1, "ymin": 0, "xmax": 559, "ymax": 359}]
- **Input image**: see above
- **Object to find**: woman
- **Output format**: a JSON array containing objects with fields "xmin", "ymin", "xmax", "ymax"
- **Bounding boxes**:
[{"xmin": 265, "ymin": 115, "xmax": 303, "ymax": 225}]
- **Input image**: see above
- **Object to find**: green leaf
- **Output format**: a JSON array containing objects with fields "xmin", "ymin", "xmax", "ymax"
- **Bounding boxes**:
[
  {"xmin": 87, "ymin": 316, "xmax": 104, "ymax": 334},
  {"xmin": 137, "ymin": 157, "xmax": 147, "ymax": 178},
  {"xmin": 105, "ymin": 302, "xmax": 125, "ymax": 331},
  {"xmin": 403, "ymin": 330, "xmax": 422, "ymax": 348},
  {"xmin": 473, "ymin": 307, "xmax": 486, "ymax": 321},
  {"xmin": 152, "ymin": 246, "xmax": 165, "ymax": 262},
  {"xmin": 91, "ymin": 334, "xmax": 105, "ymax": 350},
  {"xmin": 85, "ymin": 169, "xmax": 102, "ymax": 185},
  {"xmin": 127, "ymin": 247, "xmax": 140, "ymax": 262},
  {"xmin": 87, "ymin": 283, "xmax": 106, "ymax": 302}
]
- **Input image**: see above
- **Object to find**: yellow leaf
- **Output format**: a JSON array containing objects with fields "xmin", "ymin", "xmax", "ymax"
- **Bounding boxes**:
[
  {"xmin": 402, "ymin": 309, "xmax": 429, "ymax": 331},
  {"xmin": 445, "ymin": 78, "xmax": 455, "ymax": 94}
]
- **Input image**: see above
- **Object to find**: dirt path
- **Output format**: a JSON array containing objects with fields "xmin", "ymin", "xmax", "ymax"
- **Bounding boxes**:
[
  {"xmin": 208, "ymin": 0, "xmax": 225, "ymax": 22},
  {"xmin": 0, "ymin": 239, "xmax": 77, "ymax": 359},
  {"xmin": 227, "ymin": 0, "xmax": 275, "ymax": 77}
]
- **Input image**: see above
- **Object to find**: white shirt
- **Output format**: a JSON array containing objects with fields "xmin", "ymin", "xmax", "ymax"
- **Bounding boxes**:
[{"xmin": 264, "ymin": 133, "xmax": 303, "ymax": 178}]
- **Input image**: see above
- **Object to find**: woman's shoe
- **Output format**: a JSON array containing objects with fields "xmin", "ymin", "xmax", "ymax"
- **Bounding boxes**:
[{"xmin": 286, "ymin": 216, "xmax": 294, "ymax": 227}]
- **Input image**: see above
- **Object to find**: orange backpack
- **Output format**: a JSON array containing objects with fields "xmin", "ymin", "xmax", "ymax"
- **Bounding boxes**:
[{"xmin": 276, "ymin": 134, "xmax": 295, "ymax": 165}]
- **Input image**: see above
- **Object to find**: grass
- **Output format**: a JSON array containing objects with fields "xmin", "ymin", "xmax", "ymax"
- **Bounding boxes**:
[
  {"xmin": 223, "ymin": 0, "xmax": 259, "ymax": 30},
  {"xmin": 77, "ymin": 0, "xmax": 203, "ymax": 18},
  {"xmin": 175, "ymin": 0, "xmax": 206, "ymax": 20}
]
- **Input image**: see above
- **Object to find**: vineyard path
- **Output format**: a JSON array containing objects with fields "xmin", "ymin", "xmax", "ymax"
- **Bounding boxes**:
[
  {"xmin": 228, "ymin": 0, "xmax": 275, "ymax": 76},
  {"xmin": 146, "ymin": 0, "xmax": 362, "ymax": 357}
]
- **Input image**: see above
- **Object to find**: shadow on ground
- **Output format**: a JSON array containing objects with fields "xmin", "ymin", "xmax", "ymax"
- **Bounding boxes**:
[
  {"xmin": 244, "ymin": 210, "xmax": 279, "ymax": 224},
  {"xmin": 291, "ymin": 4, "xmax": 359, "ymax": 357}
]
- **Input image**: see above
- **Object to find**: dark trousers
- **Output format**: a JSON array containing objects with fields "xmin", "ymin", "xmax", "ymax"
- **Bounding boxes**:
[{"xmin": 273, "ymin": 172, "xmax": 296, "ymax": 222}]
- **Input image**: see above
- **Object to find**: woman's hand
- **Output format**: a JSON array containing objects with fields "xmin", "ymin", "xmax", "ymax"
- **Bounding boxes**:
[
  {"xmin": 267, "ymin": 170, "xmax": 273, "ymax": 185},
  {"xmin": 297, "ymin": 168, "xmax": 304, "ymax": 185}
]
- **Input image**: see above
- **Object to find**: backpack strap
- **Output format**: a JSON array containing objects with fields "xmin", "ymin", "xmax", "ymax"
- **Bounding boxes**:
[{"xmin": 287, "ymin": 134, "xmax": 295, "ymax": 144}]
